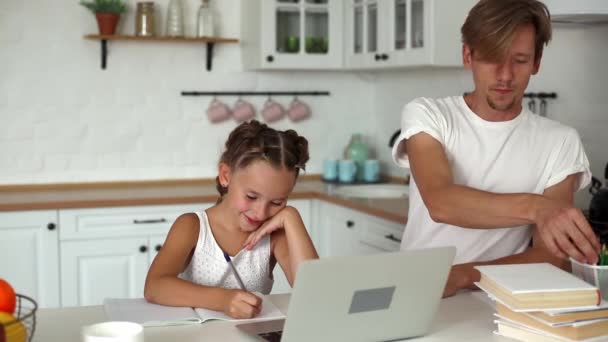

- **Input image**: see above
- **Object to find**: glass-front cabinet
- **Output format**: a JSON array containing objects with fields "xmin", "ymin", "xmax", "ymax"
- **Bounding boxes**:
[
  {"xmin": 242, "ymin": 0, "xmax": 343, "ymax": 69},
  {"xmin": 345, "ymin": 0, "xmax": 476, "ymax": 69}
]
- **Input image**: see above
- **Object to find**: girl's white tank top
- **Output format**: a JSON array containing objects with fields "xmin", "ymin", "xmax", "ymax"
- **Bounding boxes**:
[{"xmin": 180, "ymin": 211, "xmax": 274, "ymax": 294}]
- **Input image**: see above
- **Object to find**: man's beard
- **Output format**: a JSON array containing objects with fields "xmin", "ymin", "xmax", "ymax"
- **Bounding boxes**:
[{"xmin": 487, "ymin": 95, "xmax": 516, "ymax": 112}]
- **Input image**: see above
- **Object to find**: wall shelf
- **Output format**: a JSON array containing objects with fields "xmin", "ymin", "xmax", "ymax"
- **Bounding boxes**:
[{"xmin": 84, "ymin": 35, "xmax": 239, "ymax": 71}]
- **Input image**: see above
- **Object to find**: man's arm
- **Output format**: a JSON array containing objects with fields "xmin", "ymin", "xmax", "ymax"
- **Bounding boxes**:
[
  {"xmin": 442, "ymin": 175, "xmax": 577, "ymax": 297},
  {"xmin": 405, "ymin": 132, "xmax": 599, "ymax": 263}
]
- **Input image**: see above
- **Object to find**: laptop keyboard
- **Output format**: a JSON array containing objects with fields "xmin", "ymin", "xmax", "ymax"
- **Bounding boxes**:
[{"xmin": 258, "ymin": 331, "xmax": 283, "ymax": 342}]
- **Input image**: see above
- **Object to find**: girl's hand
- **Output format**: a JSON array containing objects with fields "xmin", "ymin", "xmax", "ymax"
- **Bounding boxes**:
[
  {"xmin": 243, "ymin": 206, "xmax": 299, "ymax": 250},
  {"xmin": 222, "ymin": 289, "xmax": 262, "ymax": 319}
]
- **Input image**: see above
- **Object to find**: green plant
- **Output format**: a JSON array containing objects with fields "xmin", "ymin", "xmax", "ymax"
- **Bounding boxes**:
[{"xmin": 79, "ymin": 0, "xmax": 127, "ymax": 14}]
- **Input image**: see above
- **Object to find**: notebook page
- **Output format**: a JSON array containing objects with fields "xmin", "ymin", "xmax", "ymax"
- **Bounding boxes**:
[
  {"xmin": 104, "ymin": 298, "xmax": 202, "ymax": 327},
  {"xmin": 194, "ymin": 295, "xmax": 285, "ymax": 323}
]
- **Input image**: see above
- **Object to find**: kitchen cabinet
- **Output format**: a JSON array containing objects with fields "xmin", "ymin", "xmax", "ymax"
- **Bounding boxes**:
[
  {"xmin": 241, "ymin": 0, "xmax": 344, "ymax": 69},
  {"xmin": 59, "ymin": 203, "xmax": 210, "ymax": 307},
  {"xmin": 344, "ymin": 0, "xmax": 477, "ymax": 69},
  {"xmin": 0, "ymin": 210, "xmax": 60, "ymax": 308},
  {"xmin": 316, "ymin": 201, "xmax": 403, "ymax": 257}
]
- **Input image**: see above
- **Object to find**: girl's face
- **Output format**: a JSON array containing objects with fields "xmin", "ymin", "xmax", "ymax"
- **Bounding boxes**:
[{"xmin": 219, "ymin": 160, "xmax": 297, "ymax": 232}]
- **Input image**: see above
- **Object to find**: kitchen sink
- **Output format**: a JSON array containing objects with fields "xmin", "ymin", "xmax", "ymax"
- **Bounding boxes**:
[{"xmin": 331, "ymin": 184, "xmax": 409, "ymax": 199}]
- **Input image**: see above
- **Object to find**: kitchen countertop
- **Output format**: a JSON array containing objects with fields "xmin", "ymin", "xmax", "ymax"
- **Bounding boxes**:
[
  {"xmin": 0, "ymin": 176, "xmax": 408, "ymax": 224},
  {"xmin": 31, "ymin": 291, "xmax": 509, "ymax": 342}
]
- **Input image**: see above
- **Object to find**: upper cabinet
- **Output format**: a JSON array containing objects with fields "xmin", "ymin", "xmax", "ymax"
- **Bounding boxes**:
[
  {"xmin": 242, "ymin": 0, "xmax": 344, "ymax": 69},
  {"xmin": 344, "ymin": 0, "xmax": 477, "ymax": 69}
]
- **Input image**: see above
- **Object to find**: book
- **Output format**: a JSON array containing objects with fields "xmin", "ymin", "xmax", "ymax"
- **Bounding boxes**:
[
  {"xmin": 496, "ymin": 302, "xmax": 608, "ymax": 340},
  {"xmin": 531, "ymin": 301, "xmax": 608, "ymax": 326},
  {"xmin": 103, "ymin": 297, "xmax": 285, "ymax": 327},
  {"xmin": 475, "ymin": 263, "xmax": 601, "ymax": 311},
  {"xmin": 494, "ymin": 320, "xmax": 608, "ymax": 342}
]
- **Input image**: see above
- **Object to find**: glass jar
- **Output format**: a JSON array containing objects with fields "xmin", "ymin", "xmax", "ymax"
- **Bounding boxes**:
[
  {"xmin": 135, "ymin": 2, "xmax": 156, "ymax": 36},
  {"xmin": 197, "ymin": 0, "xmax": 214, "ymax": 37},
  {"xmin": 344, "ymin": 133, "xmax": 369, "ymax": 182}
]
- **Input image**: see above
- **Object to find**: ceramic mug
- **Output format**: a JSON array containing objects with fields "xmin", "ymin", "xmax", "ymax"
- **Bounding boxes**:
[
  {"xmin": 322, "ymin": 159, "xmax": 338, "ymax": 181},
  {"xmin": 232, "ymin": 99, "xmax": 255, "ymax": 123},
  {"xmin": 206, "ymin": 98, "xmax": 231, "ymax": 123},
  {"xmin": 363, "ymin": 159, "xmax": 380, "ymax": 183},
  {"xmin": 82, "ymin": 321, "xmax": 144, "ymax": 342},
  {"xmin": 338, "ymin": 159, "xmax": 357, "ymax": 183},
  {"xmin": 287, "ymin": 98, "xmax": 311, "ymax": 122},
  {"xmin": 261, "ymin": 99, "xmax": 285, "ymax": 123}
]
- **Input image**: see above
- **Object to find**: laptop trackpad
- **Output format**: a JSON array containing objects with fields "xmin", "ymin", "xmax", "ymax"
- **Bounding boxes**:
[{"xmin": 348, "ymin": 286, "xmax": 396, "ymax": 314}]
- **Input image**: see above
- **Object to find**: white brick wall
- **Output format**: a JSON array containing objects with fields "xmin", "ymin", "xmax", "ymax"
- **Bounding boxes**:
[{"xmin": 0, "ymin": 0, "xmax": 376, "ymax": 184}]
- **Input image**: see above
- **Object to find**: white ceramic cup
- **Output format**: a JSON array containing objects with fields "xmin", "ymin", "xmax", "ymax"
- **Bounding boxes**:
[
  {"xmin": 261, "ymin": 99, "xmax": 285, "ymax": 123},
  {"xmin": 232, "ymin": 99, "xmax": 255, "ymax": 123},
  {"xmin": 287, "ymin": 98, "xmax": 311, "ymax": 122},
  {"xmin": 206, "ymin": 98, "xmax": 231, "ymax": 123},
  {"xmin": 81, "ymin": 321, "xmax": 144, "ymax": 342}
]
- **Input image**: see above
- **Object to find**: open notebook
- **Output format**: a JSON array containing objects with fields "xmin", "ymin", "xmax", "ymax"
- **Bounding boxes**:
[{"xmin": 104, "ymin": 297, "xmax": 285, "ymax": 327}]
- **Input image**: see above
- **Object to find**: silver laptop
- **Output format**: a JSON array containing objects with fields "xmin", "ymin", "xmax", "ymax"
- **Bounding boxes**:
[{"xmin": 236, "ymin": 246, "xmax": 456, "ymax": 342}]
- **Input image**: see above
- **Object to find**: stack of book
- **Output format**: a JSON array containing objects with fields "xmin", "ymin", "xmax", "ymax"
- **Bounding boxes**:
[{"xmin": 475, "ymin": 263, "xmax": 608, "ymax": 341}]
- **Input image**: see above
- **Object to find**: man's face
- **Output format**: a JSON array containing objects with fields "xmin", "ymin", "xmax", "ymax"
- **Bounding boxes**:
[{"xmin": 464, "ymin": 24, "xmax": 541, "ymax": 114}]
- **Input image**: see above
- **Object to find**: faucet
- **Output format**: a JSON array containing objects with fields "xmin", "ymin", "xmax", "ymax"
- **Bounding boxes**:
[{"xmin": 388, "ymin": 129, "xmax": 401, "ymax": 148}]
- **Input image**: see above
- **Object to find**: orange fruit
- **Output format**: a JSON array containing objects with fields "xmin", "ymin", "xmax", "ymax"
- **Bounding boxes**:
[
  {"xmin": 0, "ymin": 312, "xmax": 26, "ymax": 342},
  {"xmin": 0, "ymin": 279, "xmax": 16, "ymax": 314}
]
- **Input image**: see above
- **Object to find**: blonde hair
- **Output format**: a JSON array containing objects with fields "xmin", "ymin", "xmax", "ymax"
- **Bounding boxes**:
[{"xmin": 461, "ymin": 0, "xmax": 552, "ymax": 63}]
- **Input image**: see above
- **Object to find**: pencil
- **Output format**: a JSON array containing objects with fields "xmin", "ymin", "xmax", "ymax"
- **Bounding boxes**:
[{"xmin": 223, "ymin": 251, "xmax": 248, "ymax": 291}]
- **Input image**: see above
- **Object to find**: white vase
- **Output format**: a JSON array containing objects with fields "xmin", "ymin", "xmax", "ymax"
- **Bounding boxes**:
[{"xmin": 166, "ymin": 0, "xmax": 184, "ymax": 37}]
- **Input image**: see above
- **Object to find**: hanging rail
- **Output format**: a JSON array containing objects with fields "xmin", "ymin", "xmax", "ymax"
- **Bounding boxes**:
[
  {"xmin": 181, "ymin": 91, "xmax": 330, "ymax": 96},
  {"xmin": 463, "ymin": 91, "xmax": 557, "ymax": 99}
]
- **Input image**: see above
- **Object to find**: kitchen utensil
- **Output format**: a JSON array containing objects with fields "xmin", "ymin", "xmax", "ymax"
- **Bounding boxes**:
[
  {"xmin": 528, "ymin": 98, "xmax": 536, "ymax": 113},
  {"xmin": 322, "ymin": 159, "xmax": 338, "ymax": 181},
  {"xmin": 261, "ymin": 97, "xmax": 285, "ymax": 123},
  {"xmin": 338, "ymin": 159, "xmax": 357, "ymax": 183},
  {"xmin": 287, "ymin": 97, "xmax": 311, "ymax": 122},
  {"xmin": 539, "ymin": 98, "xmax": 547, "ymax": 117},
  {"xmin": 232, "ymin": 98, "xmax": 255, "ymax": 123},
  {"xmin": 363, "ymin": 159, "xmax": 380, "ymax": 183},
  {"xmin": 206, "ymin": 97, "xmax": 231, "ymax": 123}
]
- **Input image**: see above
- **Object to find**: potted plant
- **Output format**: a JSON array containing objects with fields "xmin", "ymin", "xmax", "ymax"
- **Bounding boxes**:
[{"xmin": 80, "ymin": 0, "xmax": 127, "ymax": 35}]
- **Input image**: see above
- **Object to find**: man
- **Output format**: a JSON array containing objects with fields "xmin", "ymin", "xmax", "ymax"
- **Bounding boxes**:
[{"xmin": 391, "ymin": 0, "xmax": 599, "ymax": 297}]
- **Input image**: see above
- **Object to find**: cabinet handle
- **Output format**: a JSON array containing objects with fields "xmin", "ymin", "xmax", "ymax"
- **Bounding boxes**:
[
  {"xmin": 47, "ymin": 222, "xmax": 56, "ymax": 231},
  {"xmin": 346, "ymin": 220, "xmax": 355, "ymax": 228},
  {"xmin": 155, "ymin": 244, "xmax": 162, "ymax": 252},
  {"xmin": 374, "ymin": 53, "xmax": 381, "ymax": 61},
  {"xmin": 381, "ymin": 54, "xmax": 389, "ymax": 61},
  {"xmin": 133, "ymin": 218, "xmax": 167, "ymax": 224},
  {"xmin": 266, "ymin": 55, "xmax": 274, "ymax": 62},
  {"xmin": 139, "ymin": 245, "xmax": 148, "ymax": 253},
  {"xmin": 384, "ymin": 234, "xmax": 402, "ymax": 243}
]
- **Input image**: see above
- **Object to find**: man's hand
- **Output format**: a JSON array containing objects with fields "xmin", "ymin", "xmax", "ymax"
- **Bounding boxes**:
[
  {"xmin": 442, "ymin": 264, "xmax": 477, "ymax": 298},
  {"xmin": 535, "ymin": 204, "xmax": 600, "ymax": 265}
]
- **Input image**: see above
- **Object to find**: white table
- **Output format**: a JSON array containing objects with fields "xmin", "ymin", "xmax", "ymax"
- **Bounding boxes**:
[{"xmin": 32, "ymin": 291, "xmax": 511, "ymax": 341}]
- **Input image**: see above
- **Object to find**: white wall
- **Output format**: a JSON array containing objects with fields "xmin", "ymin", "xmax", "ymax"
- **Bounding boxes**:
[{"xmin": 0, "ymin": 0, "xmax": 375, "ymax": 184}]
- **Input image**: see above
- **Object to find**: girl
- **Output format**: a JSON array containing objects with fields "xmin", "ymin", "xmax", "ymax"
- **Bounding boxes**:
[{"xmin": 144, "ymin": 120, "xmax": 318, "ymax": 319}]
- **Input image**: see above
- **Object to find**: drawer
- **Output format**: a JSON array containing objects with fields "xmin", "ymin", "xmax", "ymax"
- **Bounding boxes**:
[
  {"xmin": 59, "ymin": 203, "xmax": 210, "ymax": 240},
  {"xmin": 358, "ymin": 217, "xmax": 403, "ymax": 252}
]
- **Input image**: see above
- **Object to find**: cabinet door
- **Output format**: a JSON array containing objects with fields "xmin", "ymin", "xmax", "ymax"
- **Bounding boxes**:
[
  {"xmin": 261, "ymin": 0, "xmax": 343, "ymax": 69},
  {"xmin": 318, "ymin": 202, "xmax": 360, "ymax": 257},
  {"xmin": 344, "ymin": 0, "xmax": 387, "ymax": 68},
  {"xmin": 384, "ymin": 0, "xmax": 431, "ymax": 66},
  {"xmin": 61, "ymin": 237, "xmax": 149, "ymax": 307},
  {"xmin": 0, "ymin": 211, "xmax": 60, "ymax": 308},
  {"xmin": 148, "ymin": 235, "xmax": 166, "ymax": 266}
]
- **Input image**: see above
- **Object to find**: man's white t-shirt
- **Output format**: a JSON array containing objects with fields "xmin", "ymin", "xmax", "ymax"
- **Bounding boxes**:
[{"xmin": 391, "ymin": 96, "xmax": 591, "ymax": 264}]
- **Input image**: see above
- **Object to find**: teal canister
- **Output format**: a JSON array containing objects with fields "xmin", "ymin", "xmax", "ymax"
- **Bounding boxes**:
[{"xmin": 344, "ymin": 133, "xmax": 369, "ymax": 181}]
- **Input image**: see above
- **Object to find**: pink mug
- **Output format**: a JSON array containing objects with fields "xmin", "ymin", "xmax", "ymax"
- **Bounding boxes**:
[
  {"xmin": 287, "ymin": 98, "xmax": 311, "ymax": 122},
  {"xmin": 206, "ymin": 99, "xmax": 231, "ymax": 123},
  {"xmin": 232, "ymin": 99, "xmax": 255, "ymax": 123},
  {"xmin": 261, "ymin": 99, "xmax": 285, "ymax": 123}
]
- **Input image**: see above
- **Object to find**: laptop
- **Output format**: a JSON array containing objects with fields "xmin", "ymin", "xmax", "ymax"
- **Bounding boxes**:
[{"xmin": 236, "ymin": 246, "xmax": 456, "ymax": 342}]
